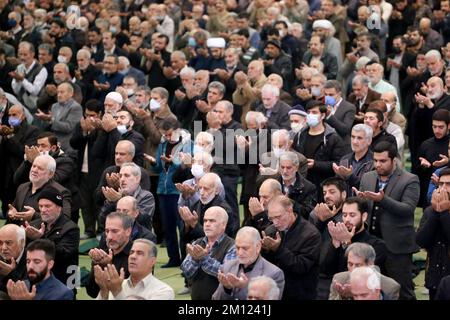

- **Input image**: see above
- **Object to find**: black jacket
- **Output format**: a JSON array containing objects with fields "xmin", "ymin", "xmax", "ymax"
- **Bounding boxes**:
[
  {"xmin": 293, "ymin": 124, "xmax": 347, "ymax": 197},
  {"xmin": 339, "ymin": 150, "xmax": 374, "ymax": 195},
  {"xmin": 91, "ymin": 128, "xmax": 145, "ymax": 170},
  {"xmin": 277, "ymin": 172, "xmax": 317, "ymax": 219},
  {"xmin": 212, "ymin": 119, "xmax": 243, "ymax": 177},
  {"xmin": 321, "ymin": 229, "xmax": 388, "ymax": 277},
  {"xmin": 86, "ymin": 240, "xmax": 132, "ymax": 298},
  {"xmin": 262, "ymin": 215, "xmax": 321, "ymax": 300},
  {"xmin": 183, "ymin": 195, "xmax": 237, "ymax": 244},
  {"xmin": 254, "ymin": 100, "xmax": 291, "ymax": 130},
  {"xmin": 30, "ymin": 213, "xmax": 80, "ymax": 284},
  {"xmin": 69, "ymin": 122, "xmax": 105, "ymax": 188},
  {"xmin": 302, "ymin": 51, "xmax": 338, "ymax": 79},
  {"xmin": 416, "ymin": 206, "xmax": 450, "ymax": 291},
  {"xmin": 0, "ymin": 253, "xmax": 27, "ymax": 293}
]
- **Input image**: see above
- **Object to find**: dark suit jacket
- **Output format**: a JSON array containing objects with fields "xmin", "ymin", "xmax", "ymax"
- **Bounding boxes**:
[
  {"xmin": 302, "ymin": 51, "xmax": 338, "ymax": 80},
  {"xmin": 30, "ymin": 213, "xmax": 80, "ymax": 284},
  {"xmin": 326, "ymin": 99, "xmax": 356, "ymax": 146},
  {"xmin": 254, "ymin": 100, "xmax": 291, "ymax": 130},
  {"xmin": 384, "ymin": 52, "xmax": 416, "ymax": 87},
  {"xmin": 10, "ymin": 180, "xmax": 72, "ymax": 223},
  {"xmin": 212, "ymin": 256, "xmax": 285, "ymax": 300},
  {"xmin": 359, "ymin": 168, "xmax": 420, "ymax": 254},
  {"xmin": 347, "ymin": 88, "xmax": 381, "ymax": 115}
]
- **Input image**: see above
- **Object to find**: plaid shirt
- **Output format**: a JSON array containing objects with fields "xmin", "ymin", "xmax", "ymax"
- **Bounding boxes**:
[{"xmin": 181, "ymin": 234, "xmax": 236, "ymax": 279}]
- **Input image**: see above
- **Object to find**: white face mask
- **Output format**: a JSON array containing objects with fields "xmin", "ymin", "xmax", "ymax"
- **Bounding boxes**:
[
  {"xmin": 150, "ymin": 99, "xmax": 161, "ymax": 111},
  {"xmin": 57, "ymin": 55, "xmax": 67, "ymax": 64},
  {"xmin": 170, "ymin": 129, "xmax": 180, "ymax": 143},
  {"xmin": 311, "ymin": 86, "xmax": 322, "ymax": 97},
  {"xmin": 386, "ymin": 103, "xmax": 392, "ymax": 113},
  {"xmin": 39, "ymin": 151, "xmax": 49, "ymax": 156},
  {"xmin": 117, "ymin": 125, "xmax": 128, "ymax": 134},
  {"xmin": 291, "ymin": 122, "xmax": 304, "ymax": 133},
  {"xmin": 126, "ymin": 89, "xmax": 134, "ymax": 97},
  {"xmin": 191, "ymin": 164, "xmax": 205, "ymax": 178},
  {"xmin": 273, "ymin": 147, "xmax": 284, "ymax": 158},
  {"xmin": 193, "ymin": 145, "xmax": 204, "ymax": 154}
]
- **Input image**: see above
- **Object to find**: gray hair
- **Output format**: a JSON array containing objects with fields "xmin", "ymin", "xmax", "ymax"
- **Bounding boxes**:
[
  {"xmin": 350, "ymin": 266, "xmax": 381, "ymax": 291},
  {"xmin": 38, "ymin": 43, "xmax": 53, "ymax": 55},
  {"xmin": 120, "ymin": 162, "xmax": 141, "ymax": 178},
  {"xmin": 107, "ymin": 211, "xmax": 134, "ymax": 230},
  {"xmin": 271, "ymin": 129, "xmax": 290, "ymax": 146},
  {"xmin": 352, "ymin": 124, "xmax": 373, "ymax": 140},
  {"xmin": 217, "ymin": 100, "xmax": 234, "ymax": 113},
  {"xmin": 261, "ymin": 84, "xmax": 280, "ymax": 97},
  {"xmin": 171, "ymin": 50, "xmax": 186, "ymax": 60},
  {"xmin": 194, "ymin": 151, "xmax": 214, "ymax": 167},
  {"xmin": 34, "ymin": 155, "xmax": 56, "ymax": 173},
  {"xmin": 248, "ymin": 276, "xmax": 280, "ymax": 300},
  {"xmin": 151, "ymin": 87, "xmax": 169, "ymax": 101},
  {"xmin": 118, "ymin": 195, "xmax": 138, "ymax": 212},
  {"xmin": 245, "ymin": 111, "xmax": 267, "ymax": 127},
  {"xmin": 201, "ymin": 172, "xmax": 222, "ymax": 190},
  {"xmin": 116, "ymin": 140, "xmax": 136, "ymax": 158},
  {"xmin": 425, "ymin": 49, "xmax": 442, "ymax": 61},
  {"xmin": 352, "ymin": 75, "xmax": 370, "ymax": 87},
  {"xmin": 77, "ymin": 48, "xmax": 91, "ymax": 60},
  {"xmin": 118, "ymin": 56, "xmax": 130, "ymax": 67},
  {"xmin": 324, "ymin": 80, "xmax": 342, "ymax": 92},
  {"xmin": 133, "ymin": 238, "xmax": 158, "ymax": 258},
  {"xmin": 195, "ymin": 131, "xmax": 214, "ymax": 148},
  {"xmin": 208, "ymin": 81, "xmax": 226, "ymax": 96},
  {"xmin": 205, "ymin": 206, "xmax": 229, "ymax": 225},
  {"xmin": 345, "ymin": 242, "xmax": 376, "ymax": 265},
  {"xmin": 312, "ymin": 73, "xmax": 327, "ymax": 84},
  {"xmin": 236, "ymin": 226, "xmax": 261, "ymax": 245},
  {"xmin": 279, "ymin": 151, "xmax": 300, "ymax": 167},
  {"xmin": 136, "ymin": 85, "xmax": 151, "ymax": 96},
  {"xmin": 180, "ymin": 66, "xmax": 196, "ymax": 78},
  {"xmin": 355, "ymin": 56, "xmax": 371, "ymax": 71}
]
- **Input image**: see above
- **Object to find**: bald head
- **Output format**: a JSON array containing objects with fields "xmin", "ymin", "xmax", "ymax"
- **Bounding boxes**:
[
  {"xmin": 116, "ymin": 196, "xmax": 139, "ymax": 219},
  {"xmin": 267, "ymin": 74, "xmax": 283, "ymax": 89},
  {"xmin": 259, "ymin": 179, "xmax": 282, "ymax": 209}
]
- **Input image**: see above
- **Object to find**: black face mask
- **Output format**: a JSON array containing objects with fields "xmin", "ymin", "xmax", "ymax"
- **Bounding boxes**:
[{"xmin": 392, "ymin": 47, "xmax": 402, "ymax": 54}]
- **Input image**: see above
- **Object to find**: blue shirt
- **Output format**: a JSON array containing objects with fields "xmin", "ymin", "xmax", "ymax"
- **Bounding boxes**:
[
  {"xmin": 32, "ymin": 274, "xmax": 74, "ymax": 300},
  {"xmin": 181, "ymin": 234, "xmax": 236, "ymax": 279}
]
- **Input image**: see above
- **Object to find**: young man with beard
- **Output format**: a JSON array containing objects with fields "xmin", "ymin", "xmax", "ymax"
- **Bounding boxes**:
[
  {"xmin": 309, "ymin": 177, "xmax": 347, "ymax": 299},
  {"xmin": 353, "ymin": 141, "xmax": 419, "ymax": 300},
  {"xmin": 6, "ymin": 239, "xmax": 73, "ymax": 300},
  {"xmin": 416, "ymin": 109, "xmax": 450, "ymax": 208},
  {"xmin": 321, "ymin": 197, "xmax": 387, "ymax": 282}
]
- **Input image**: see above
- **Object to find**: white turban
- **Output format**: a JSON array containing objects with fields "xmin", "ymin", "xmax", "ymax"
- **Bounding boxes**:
[
  {"xmin": 207, "ymin": 37, "xmax": 226, "ymax": 49},
  {"xmin": 105, "ymin": 91, "xmax": 123, "ymax": 104},
  {"xmin": 312, "ymin": 19, "xmax": 333, "ymax": 30}
]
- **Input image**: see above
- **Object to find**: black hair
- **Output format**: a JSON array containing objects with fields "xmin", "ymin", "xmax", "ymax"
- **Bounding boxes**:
[{"xmin": 27, "ymin": 239, "xmax": 56, "ymax": 261}]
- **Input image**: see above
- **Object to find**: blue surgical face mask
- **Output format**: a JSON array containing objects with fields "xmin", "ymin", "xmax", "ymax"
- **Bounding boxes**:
[
  {"xmin": 325, "ymin": 95, "xmax": 336, "ymax": 106},
  {"xmin": 8, "ymin": 117, "xmax": 22, "ymax": 127},
  {"xmin": 306, "ymin": 113, "xmax": 321, "ymax": 127},
  {"xmin": 109, "ymin": 26, "xmax": 117, "ymax": 34},
  {"xmin": 188, "ymin": 37, "xmax": 197, "ymax": 47},
  {"xmin": 117, "ymin": 124, "xmax": 128, "ymax": 134}
]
